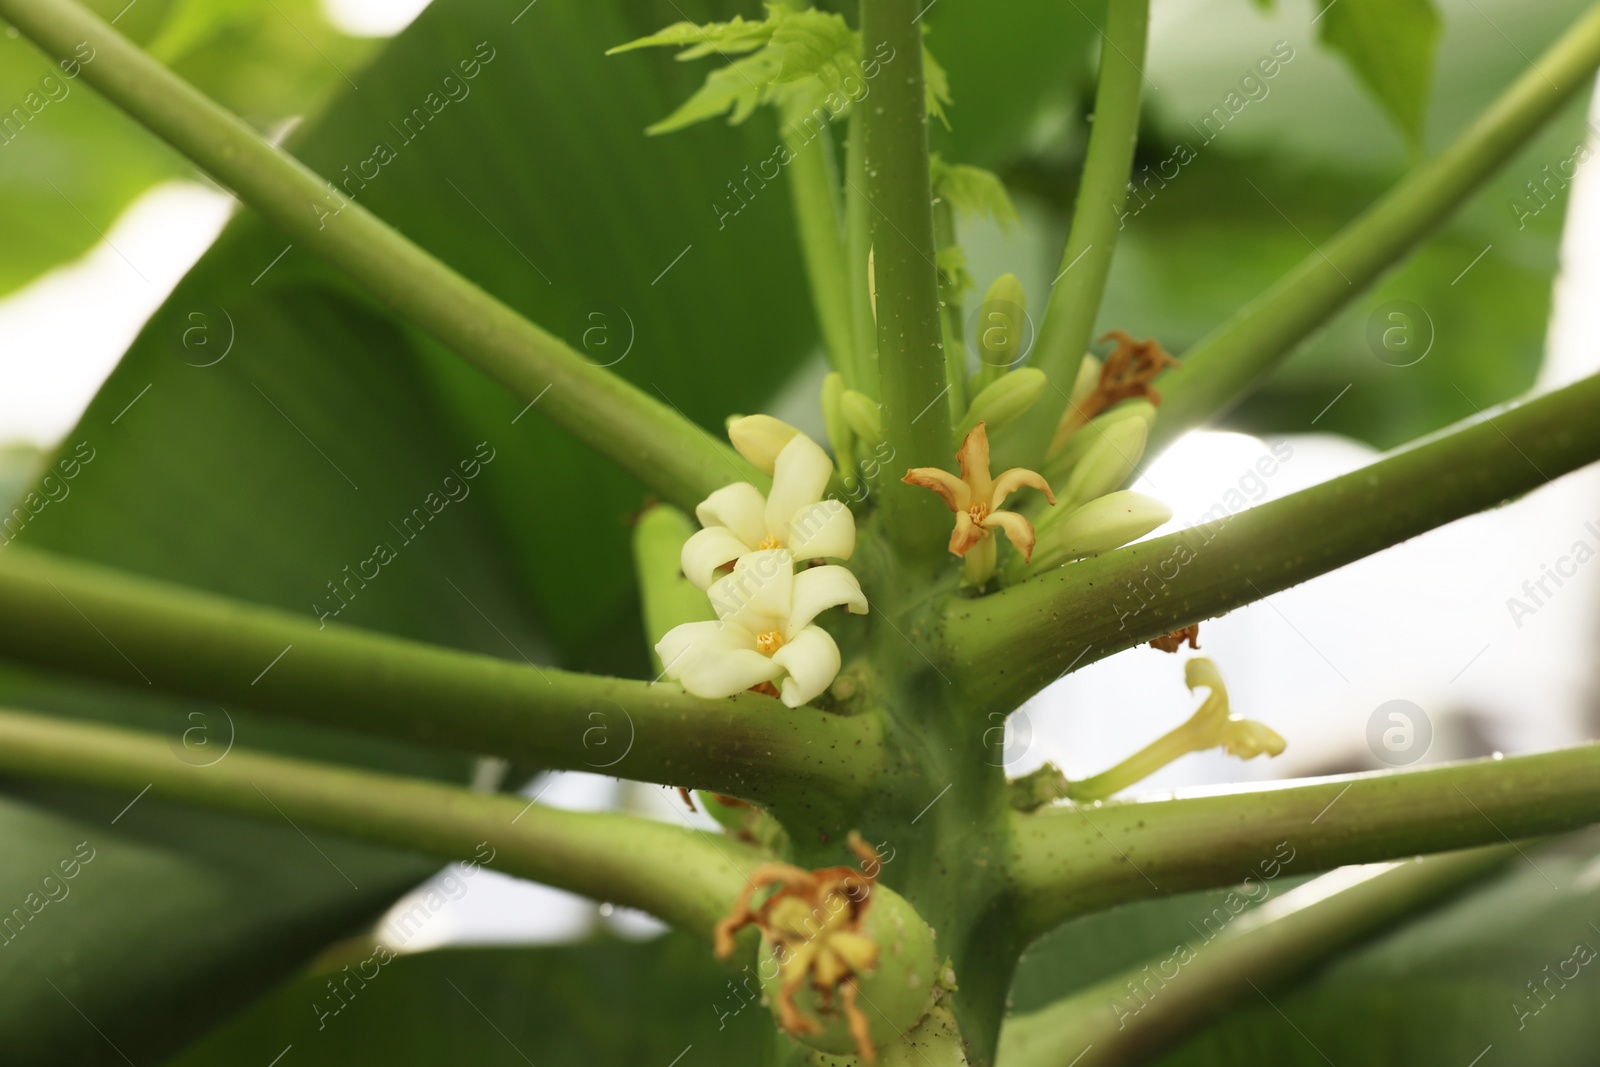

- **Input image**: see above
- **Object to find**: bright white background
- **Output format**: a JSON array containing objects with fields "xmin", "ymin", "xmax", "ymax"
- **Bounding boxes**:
[{"xmin": 0, "ymin": 0, "xmax": 1594, "ymax": 948}]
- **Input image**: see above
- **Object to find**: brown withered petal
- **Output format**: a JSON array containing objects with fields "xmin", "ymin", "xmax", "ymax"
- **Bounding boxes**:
[
  {"xmin": 712, "ymin": 834, "xmax": 885, "ymax": 1062},
  {"xmin": 1077, "ymin": 329, "xmax": 1180, "ymax": 423}
]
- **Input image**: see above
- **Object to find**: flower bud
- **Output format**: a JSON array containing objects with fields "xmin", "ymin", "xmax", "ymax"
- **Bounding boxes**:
[
  {"xmin": 1044, "ymin": 401, "xmax": 1154, "ymax": 487},
  {"xmin": 841, "ymin": 390, "xmax": 885, "ymax": 448},
  {"xmin": 969, "ymin": 273, "xmax": 1027, "ymax": 395},
  {"xmin": 1050, "ymin": 413, "xmax": 1149, "ymax": 514},
  {"xmin": 1068, "ymin": 353, "xmax": 1101, "ymax": 409},
  {"xmin": 976, "ymin": 273, "xmax": 1026, "ymax": 367},
  {"xmin": 820, "ymin": 373, "xmax": 857, "ymax": 483},
  {"xmin": 1047, "ymin": 353, "xmax": 1105, "ymax": 456},
  {"xmin": 1031, "ymin": 490, "xmax": 1171, "ymax": 569},
  {"xmin": 728, "ymin": 414, "xmax": 800, "ymax": 474},
  {"xmin": 955, "ymin": 367, "xmax": 1045, "ymax": 440}
]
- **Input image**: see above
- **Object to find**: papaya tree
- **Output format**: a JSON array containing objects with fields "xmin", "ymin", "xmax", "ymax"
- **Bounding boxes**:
[{"xmin": 0, "ymin": 0, "xmax": 1597, "ymax": 1063}]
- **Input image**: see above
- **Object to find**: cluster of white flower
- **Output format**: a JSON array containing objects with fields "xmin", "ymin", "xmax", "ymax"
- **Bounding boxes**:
[{"xmin": 656, "ymin": 417, "xmax": 867, "ymax": 708}]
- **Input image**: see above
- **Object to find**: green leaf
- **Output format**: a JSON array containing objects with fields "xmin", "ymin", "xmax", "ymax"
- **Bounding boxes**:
[
  {"xmin": 1152, "ymin": 831, "xmax": 1600, "ymax": 1064},
  {"xmin": 646, "ymin": 49, "xmax": 784, "ymax": 134},
  {"xmin": 1009, "ymin": 877, "xmax": 1314, "ymax": 1013},
  {"xmin": 931, "ymin": 156, "xmax": 1018, "ymax": 229},
  {"xmin": 1317, "ymin": 0, "xmax": 1443, "ymax": 144},
  {"xmin": 0, "ymin": 777, "xmax": 436, "ymax": 1065},
  {"xmin": 1094, "ymin": 149, "xmax": 1554, "ymax": 449},
  {"xmin": 923, "ymin": 42, "xmax": 953, "ymax": 129},
  {"xmin": 606, "ymin": 14, "xmax": 775, "ymax": 59},
  {"xmin": 169, "ymin": 934, "xmax": 783, "ymax": 1066},
  {"xmin": 771, "ymin": 8, "xmax": 857, "ymax": 87},
  {"xmin": 1007, "ymin": 832, "xmax": 1600, "ymax": 1066},
  {"xmin": 921, "ymin": 0, "xmax": 1102, "ymax": 166},
  {"xmin": 989, "ymin": 0, "xmax": 1599, "ymax": 449},
  {"xmin": 0, "ymin": 0, "xmax": 818, "ymax": 1057},
  {"xmin": 626, "ymin": 6, "xmax": 959, "ymax": 136},
  {"xmin": 0, "ymin": 0, "xmax": 371, "ymax": 300}
]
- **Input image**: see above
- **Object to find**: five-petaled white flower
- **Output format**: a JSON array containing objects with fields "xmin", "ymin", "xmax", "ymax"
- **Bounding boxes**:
[
  {"xmin": 680, "ymin": 424, "xmax": 855, "ymax": 591},
  {"xmin": 656, "ymin": 549, "xmax": 867, "ymax": 708}
]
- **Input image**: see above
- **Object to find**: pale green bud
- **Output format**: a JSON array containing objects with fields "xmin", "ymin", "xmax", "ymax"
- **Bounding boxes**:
[
  {"xmin": 841, "ymin": 390, "xmax": 885, "ymax": 447},
  {"xmin": 969, "ymin": 273, "xmax": 1027, "ymax": 395},
  {"xmin": 820, "ymin": 373, "xmax": 856, "ymax": 483},
  {"xmin": 976, "ymin": 273, "xmax": 1026, "ymax": 366},
  {"xmin": 1068, "ymin": 353, "xmax": 1102, "ymax": 409},
  {"xmin": 1045, "ymin": 355, "xmax": 1106, "ymax": 460},
  {"xmin": 1031, "ymin": 490, "xmax": 1171, "ymax": 570},
  {"xmin": 1045, "ymin": 400, "xmax": 1154, "ymax": 487},
  {"xmin": 727, "ymin": 414, "xmax": 799, "ymax": 475},
  {"xmin": 955, "ymin": 367, "xmax": 1045, "ymax": 440},
  {"xmin": 1053, "ymin": 414, "xmax": 1149, "ymax": 514}
]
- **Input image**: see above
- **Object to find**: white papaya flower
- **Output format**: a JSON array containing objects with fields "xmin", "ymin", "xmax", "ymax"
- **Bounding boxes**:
[
  {"xmin": 656, "ymin": 549, "xmax": 867, "ymax": 708},
  {"xmin": 680, "ymin": 422, "xmax": 855, "ymax": 591}
]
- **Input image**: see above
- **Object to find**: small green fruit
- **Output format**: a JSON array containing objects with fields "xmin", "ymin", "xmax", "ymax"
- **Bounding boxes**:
[{"xmin": 759, "ymin": 881, "xmax": 938, "ymax": 1057}]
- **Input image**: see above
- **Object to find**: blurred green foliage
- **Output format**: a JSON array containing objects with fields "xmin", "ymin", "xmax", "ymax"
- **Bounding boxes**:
[{"xmin": 0, "ymin": 0, "xmax": 370, "ymax": 297}]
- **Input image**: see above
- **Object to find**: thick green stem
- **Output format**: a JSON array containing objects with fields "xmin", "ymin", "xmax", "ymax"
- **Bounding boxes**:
[
  {"xmin": 1147, "ymin": 1, "xmax": 1600, "ymax": 458},
  {"xmin": 783, "ymin": 112, "xmax": 858, "ymax": 384},
  {"xmin": 0, "ymin": 708, "xmax": 764, "ymax": 940},
  {"xmin": 998, "ymin": 847, "xmax": 1511, "ymax": 1067},
  {"xmin": 1007, "ymin": 744, "xmax": 1600, "ymax": 940},
  {"xmin": 0, "ymin": 546, "xmax": 883, "ymax": 814},
  {"xmin": 0, "ymin": 0, "xmax": 755, "ymax": 511},
  {"xmin": 861, "ymin": 0, "xmax": 954, "ymax": 563},
  {"xmin": 947, "ymin": 369, "xmax": 1600, "ymax": 710},
  {"xmin": 1004, "ymin": 0, "xmax": 1149, "ymax": 468}
]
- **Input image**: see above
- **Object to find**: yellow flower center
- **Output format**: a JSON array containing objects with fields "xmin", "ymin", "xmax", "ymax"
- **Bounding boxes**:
[
  {"xmin": 967, "ymin": 501, "xmax": 990, "ymax": 524},
  {"xmin": 756, "ymin": 630, "xmax": 785, "ymax": 656},
  {"xmin": 757, "ymin": 534, "xmax": 783, "ymax": 550}
]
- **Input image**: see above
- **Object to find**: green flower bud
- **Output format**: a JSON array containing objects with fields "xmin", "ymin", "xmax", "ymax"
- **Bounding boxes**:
[
  {"xmin": 1044, "ymin": 400, "xmax": 1154, "ymax": 488},
  {"xmin": 969, "ymin": 272, "xmax": 1027, "ymax": 395},
  {"xmin": 821, "ymin": 373, "xmax": 857, "ymax": 483},
  {"xmin": 1031, "ymin": 490, "xmax": 1171, "ymax": 570},
  {"xmin": 841, "ymin": 390, "xmax": 885, "ymax": 448},
  {"xmin": 955, "ymin": 367, "xmax": 1045, "ymax": 440},
  {"xmin": 1068, "ymin": 353, "xmax": 1101, "ymax": 409},
  {"xmin": 759, "ymin": 880, "xmax": 938, "ymax": 1058},
  {"xmin": 1050, "ymin": 413, "xmax": 1149, "ymax": 515}
]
